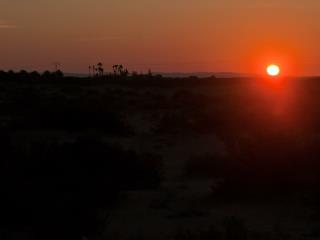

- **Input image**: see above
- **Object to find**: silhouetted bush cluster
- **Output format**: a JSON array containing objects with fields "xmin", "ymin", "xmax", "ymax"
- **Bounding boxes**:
[
  {"xmin": 184, "ymin": 132, "xmax": 320, "ymax": 200},
  {"xmin": 3, "ymin": 90, "xmax": 132, "ymax": 135},
  {"xmin": 0, "ymin": 70, "xmax": 63, "ymax": 82},
  {"xmin": 11, "ymin": 105, "xmax": 131, "ymax": 135},
  {"xmin": 0, "ymin": 135, "xmax": 162, "ymax": 239}
]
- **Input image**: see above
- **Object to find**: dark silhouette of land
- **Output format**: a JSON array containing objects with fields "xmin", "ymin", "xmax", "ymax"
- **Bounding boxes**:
[{"xmin": 1, "ymin": 69, "xmax": 320, "ymax": 240}]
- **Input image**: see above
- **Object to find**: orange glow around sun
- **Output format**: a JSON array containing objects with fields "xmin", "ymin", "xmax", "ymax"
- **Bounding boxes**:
[
  {"xmin": 267, "ymin": 64, "xmax": 280, "ymax": 76},
  {"xmin": 250, "ymin": 45, "xmax": 300, "ymax": 77}
]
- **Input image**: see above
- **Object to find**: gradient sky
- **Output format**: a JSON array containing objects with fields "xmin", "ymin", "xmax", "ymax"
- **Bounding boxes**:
[{"xmin": 1, "ymin": 0, "xmax": 320, "ymax": 75}]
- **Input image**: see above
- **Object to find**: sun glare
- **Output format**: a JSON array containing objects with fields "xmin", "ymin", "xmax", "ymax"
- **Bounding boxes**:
[{"xmin": 267, "ymin": 64, "xmax": 280, "ymax": 76}]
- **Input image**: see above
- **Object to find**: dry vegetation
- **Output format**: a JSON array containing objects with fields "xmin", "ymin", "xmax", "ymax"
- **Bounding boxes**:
[{"xmin": 1, "ymin": 75, "xmax": 320, "ymax": 239}]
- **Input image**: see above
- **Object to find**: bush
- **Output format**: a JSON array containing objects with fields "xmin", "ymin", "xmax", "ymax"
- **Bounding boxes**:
[
  {"xmin": 184, "ymin": 154, "xmax": 227, "ymax": 179},
  {"xmin": 0, "ymin": 136, "xmax": 162, "ymax": 239},
  {"xmin": 9, "ymin": 95, "xmax": 133, "ymax": 136}
]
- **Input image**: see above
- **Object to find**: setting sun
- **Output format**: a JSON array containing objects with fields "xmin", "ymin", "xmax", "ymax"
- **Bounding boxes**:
[{"xmin": 267, "ymin": 64, "xmax": 280, "ymax": 76}]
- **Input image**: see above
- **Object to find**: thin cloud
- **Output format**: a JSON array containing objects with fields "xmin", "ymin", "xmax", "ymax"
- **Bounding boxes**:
[
  {"xmin": 0, "ymin": 20, "xmax": 17, "ymax": 29},
  {"xmin": 74, "ymin": 35, "xmax": 127, "ymax": 42},
  {"xmin": 71, "ymin": 32, "xmax": 145, "ymax": 42}
]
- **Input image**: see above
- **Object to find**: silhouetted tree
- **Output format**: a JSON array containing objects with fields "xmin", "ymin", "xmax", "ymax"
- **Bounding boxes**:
[
  {"xmin": 131, "ymin": 71, "xmax": 139, "ymax": 80},
  {"xmin": 55, "ymin": 70, "xmax": 64, "ymax": 79},
  {"xmin": 30, "ymin": 71, "xmax": 41, "ymax": 81},
  {"xmin": 88, "ymin": 65, "xmax": 92, "ymax": 77},
  {"xmin": 8, "ymin": 70, "xmax": 15, "ymax": 76},
  {"xmin": 112, "ymin": 64, "xmax": 128, "ymax": 77},
  {"xmin": 30, "ymin": 71, "xmax": 40, "ymax": 78},
  {"xmin": 92, "ymin": 65, "xmax": 96, "ymax": 77},
  {"xmin": 18, "ymin": 70, "xmax": 29, "ymax": 80},
  {"xmin": 112, "ymin": 64, "xmax": 119, "ymax": 75},
  {"xmin": 97, "ymin": 62, "xmax": 104, "ymax": 77},
  {"xmin": 42, "ymin": 70, "xmax": 52, "ymax": 79},
  {"xmin": 0, "ymin": 70, "xmax": 6, "ymax": 79}
]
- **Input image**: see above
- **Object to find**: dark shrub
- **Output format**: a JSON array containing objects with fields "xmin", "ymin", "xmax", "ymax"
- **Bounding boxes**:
[
  {"xmin": 0, "ymin": 136, "xmax": 162, "ymax": 239},
  {"xmin": 184, "ymin": 154, "xmax": 227, "ymax": 179},
  {"xmin": 9, "ymin": 96, "xmax": 132, "ymax": 136}
]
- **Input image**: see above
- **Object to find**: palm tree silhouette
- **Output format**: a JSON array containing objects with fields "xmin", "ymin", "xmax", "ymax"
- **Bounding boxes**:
[
  {"xmin": 97, "ymin": 62, "xmax": 104, "ymax": 76},
  {"xmin": 92, "ymin": 65, "xmax": 96, "ymax": 77}
]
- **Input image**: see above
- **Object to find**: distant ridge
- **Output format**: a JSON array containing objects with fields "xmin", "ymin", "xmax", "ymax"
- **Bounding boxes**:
[
  {"xmin": 155, "ymin": 72, "xmax": 257, "ymax": 78},
  {"xmin": 64, "ymin": 72, "xmax": 257, "ymax": 79}
]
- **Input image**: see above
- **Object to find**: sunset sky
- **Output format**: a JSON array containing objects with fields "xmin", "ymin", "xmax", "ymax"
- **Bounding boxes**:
[{"xmin": 1, "ymin": 0, "xmax": 320, "ymax": 75}]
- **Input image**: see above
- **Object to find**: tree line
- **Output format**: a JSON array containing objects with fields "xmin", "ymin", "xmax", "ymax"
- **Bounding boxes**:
[
  {"xmin": 0, "ymin": 63, "xmax": 160, "ymax": 81},
  {"xmin": 88, "ymin": 63, "xmax": 130, "ymax": 77},
  {"xmin": 0, "ymin": 69, "xmax": 64, "ymax": 81}
]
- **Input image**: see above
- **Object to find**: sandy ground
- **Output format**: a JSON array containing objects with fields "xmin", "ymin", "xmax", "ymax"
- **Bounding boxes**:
[{"xmin": 102, "ymin": 134, "xmax": 316, "ymax": 240}]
